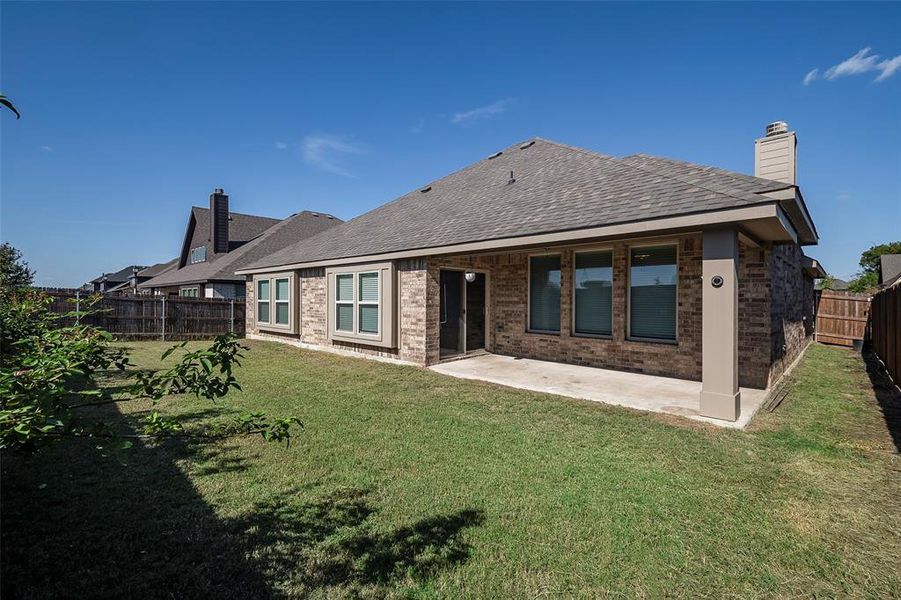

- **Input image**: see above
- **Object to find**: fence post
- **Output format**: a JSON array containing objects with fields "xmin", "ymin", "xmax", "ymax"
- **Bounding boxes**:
[
  {"xmin": 75, "ymin": 290, "xmax": 81, "ymax": 325},
  {"xmin": 161, "ymin": 296, "xmax": 166, "ymax": 342},
  {"xmin": 230, "ymin": 299, "xmax": 235, "ymax": 334}
]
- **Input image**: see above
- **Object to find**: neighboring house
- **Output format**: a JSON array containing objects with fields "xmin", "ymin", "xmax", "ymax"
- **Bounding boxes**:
[
  {"xmin": 879, "ymin": 254, "xmax": 901, "ymax": 287},
  {"xmin": 238, "ymin": 122, "xmax": 821, "ymax": 423},
  {"xmin": 101, "ymin": 259, "xmax": 179, "ymax": 294},
  {"xmin": 88, "ymin": 265, "xmax": 148, "ymax": 293},
  {"xmin": 140, "ymin": 188, "xmax": 342, "ymax": 298},
  {"xmin": 818, "ymin": 277, "xmax": 850, "ymax": 291}
]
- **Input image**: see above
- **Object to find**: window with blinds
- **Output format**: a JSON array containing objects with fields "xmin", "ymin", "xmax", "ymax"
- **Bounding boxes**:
[
  {"xmin": 335, "ymin": 274, "xmax": 354, "ymax": 332},
  {"xmin": 629, "ymin": 245, "xmax": 677, "ymax": 341},
  {"xmin": 257, "ymin": 279, "xmax": 270, "ymax": 323},
  {"xmin": 574, "ymin": 250, "xmax": 613, "ymax": 336},
  {"xmin": 529, "ymin": 255, "xmax": 561, "ymax": 332},
  {"xmin": 275, "ymin": 278, "xmax": 290, "ymax": 325},
  {"xmin": 255, "ymin": 273, "xmax": 296, "ymax": 332},
  {"xmin": 358, "ymin": 272, "xmax": 379, "ymax": 334}
]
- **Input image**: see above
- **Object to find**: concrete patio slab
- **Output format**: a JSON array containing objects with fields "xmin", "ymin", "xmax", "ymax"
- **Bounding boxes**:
[{"xmin": 430, "ymin": 353, "xmax": 768, "ymax": 428}]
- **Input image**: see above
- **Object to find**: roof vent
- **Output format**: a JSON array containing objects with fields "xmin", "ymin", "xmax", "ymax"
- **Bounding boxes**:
[
  {"xmin": 420, "ymin": 186, "xmax": 432, "ymax": 193},
  {"xmin": 487, "ymin": 151, "xmax": 502, "ymax": 160},
  {"xmin": 519, "ymin": 140, "xmax": 535, "ymax": 150},
  {"xmin": 765, "ymin": 121, "xmax": 789, "ymax": 137},
  {"xmin": 326, "ymin": 215, "xmax": 335, "ymax": 219},
  {"xmin": 507, "ymin": 170, "xmax": 515, "ymax": 185},
  {"xmin": 311, "ymin": 212, "xmax": 319, "ymax": 217}
]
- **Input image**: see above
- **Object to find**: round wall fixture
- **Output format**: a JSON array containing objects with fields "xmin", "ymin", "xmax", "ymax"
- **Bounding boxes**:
[
  {"xmin": 464, "ymin": 272, "xmax": 477, "ymax": 283},
  {"xmin": 711, "ymin": 275, "xmax": 724, "ymax": 288}
]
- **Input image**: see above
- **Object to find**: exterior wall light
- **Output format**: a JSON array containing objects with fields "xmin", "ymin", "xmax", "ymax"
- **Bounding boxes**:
[{"xmin": 464, "ymin": 272, "xmax": 477, "ymax": 283}]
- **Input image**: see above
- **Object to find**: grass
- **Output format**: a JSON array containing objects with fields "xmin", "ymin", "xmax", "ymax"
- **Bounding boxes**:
[{"xmin": 2, "ymin": 341, "xmax": 900, "ymax": 598}]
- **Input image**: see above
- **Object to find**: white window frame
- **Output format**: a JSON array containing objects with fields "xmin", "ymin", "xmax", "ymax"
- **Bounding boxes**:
[
  {"xmin": 179, "ymin": 286, "xmax": 199, "ymax": 298},
  {"xmin": 334, "ymin": 273, "xmax": 355, "ymax": 333},
  {"xmin": 253, "ymin": 273, "xmax": 298, "ymax": 334},
  {"xmin": 626, "ymin": 241, "xmax": 679, "ymax": 344},
  {"xmin": 256, "ymin": 279, "xmax": 271, "ymax": 324},
  {"xmin": 356, "ymin": 271, "xmax": 380, "ymax": 336},
  {"xmin": 273, "ymin": 277, "xmax": 290, "ymax": 326},
  {"xmin": 571, "ymin": 247, "xmax": 614, "ymax": 339},
  {"xmin": 527, "ymin": 252, "xmax": 562, "ymax": 334},
  {"xmin": 190, "ymin": 246, "xmax": 207, "ymax": 264}
]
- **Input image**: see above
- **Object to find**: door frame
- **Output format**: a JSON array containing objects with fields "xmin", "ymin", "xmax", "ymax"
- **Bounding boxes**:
[{"xmin": 438, "ymin": 266, "xmax": 491, "ymax": 357}]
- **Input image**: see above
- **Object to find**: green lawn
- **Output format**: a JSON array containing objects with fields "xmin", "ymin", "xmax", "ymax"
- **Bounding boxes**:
[{"xmin": 2, "ymin": 341, "xmax": 900, "ymax": 598}]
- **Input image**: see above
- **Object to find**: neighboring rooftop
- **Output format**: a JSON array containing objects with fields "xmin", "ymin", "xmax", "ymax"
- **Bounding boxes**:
[
  {"xmin": 140, "ymin": 211, "xmax": 342, "ymax": 287},
  {"xmin": 187, "ymin": 207, "xmax": 281, "ymax": 253},
  {"xmin": 243, "ymin": 137, "xmax": 814, "ymax": 272},
  {"xmin": 89, "ymin": 264, "xmax": 147, "ymax": 284},
  {"xmin": 137, "ymin": 258, "xmax": 178, "ymax": 279},
  {"xmin": 880, "ymin": 254, "xmax": 901, "ymax": 285}
]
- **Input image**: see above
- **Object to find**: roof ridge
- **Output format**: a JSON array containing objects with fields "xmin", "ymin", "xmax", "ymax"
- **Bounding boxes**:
[{"xmin": 624, "ymin": 153, "xmax": 795, "ymax": 190}]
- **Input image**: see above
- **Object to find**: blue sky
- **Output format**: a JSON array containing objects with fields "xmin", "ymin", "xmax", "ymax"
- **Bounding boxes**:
[{"xmin": 2, "ymin": 2, "xmax": 899, "ymax": 286}]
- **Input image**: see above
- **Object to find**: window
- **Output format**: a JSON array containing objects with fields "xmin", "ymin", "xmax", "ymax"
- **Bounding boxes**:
[
  {"xmin": 574, "ymin": 250, "xmax": 613, "ymax": 336},
  {"xmin": 179, "ymin": 287, "xmax": 198, "ymax": 298},
  {"xmin": 529, "ymin": 255, "xmax": 561, "ymax": 332},
  {"xmin": 254, "ymin": 273, "xmax": 297, "ymax": 332},
  {"xmin": 629, "ymin": 244, "xmax": 677, "ymax": 341},
  {"xmin": 190, "ymin": 246, "xmax": 207, "ymax": 264},
  {"xmin": 257, "ymin": 279, "xmax": 270, "ymax": 323},
  {"xmin": 274, "ymin": 278, "xmax": 289, "ymax": 325},
  {"xmin": 333, "ymin": 272, "xmax": 380, "ymax": 335},
  {"xmin": 335, "ymin": 274, "xmax": 354, "ymax": 332},
  {"xmin": 358, "ymin": 272, "xmax": 379, "ymax": 335},
  {"xmin": 326, "ymin": 262, "xmax": 396, "ymax": 349}
]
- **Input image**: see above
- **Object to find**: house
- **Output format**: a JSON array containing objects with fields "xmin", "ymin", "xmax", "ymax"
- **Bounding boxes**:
[
  {"xmin": 88, "ymin": 264, "xmax": 148, "ymax": 293},
  {"xmin": 98, "ymin": 259, "xmax": 179, "ymax": 294},
  {"xmin": 140, "ymin": 188, "xmax": 342, "ymax": 298},
  {"xmin": 237, "ymin": 122, "xmax": 821, "ymax": 422},
  {"xmin": 879, "ymin": 254, "xmax": 901, "ymax": 287}
]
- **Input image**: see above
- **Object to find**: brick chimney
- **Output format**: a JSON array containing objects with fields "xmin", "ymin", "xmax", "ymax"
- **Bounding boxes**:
[
  {"xmin": 754, "ymin": 121, "xmax": 797, "ymax": 185},
  {"xmin": 209, "ymin": 188, "xmax": 229, "ymax": 254}
]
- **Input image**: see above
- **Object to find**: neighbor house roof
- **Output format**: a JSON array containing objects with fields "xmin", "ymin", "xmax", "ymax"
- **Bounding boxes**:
[
  {"xmin": 137, "ymin": 258, "xmax": 178, "ymax": 278},
  {"xmin": 188, "ymin": 207, "xmax": 281, "ymax": 249},
  {"xmin": 89, "ymin": 264, "xmax": 147, "ymax": 284},
  {"xmin": 880, "ymin": 254, "xmax": 901, "ymax": 285},
  {"xmin": 140, "ymin": 211, "xmax": 342, "ymax": 288},
  {"xmin": 241, "ymin": 137, "xmax": 815, "ymax": 273}
]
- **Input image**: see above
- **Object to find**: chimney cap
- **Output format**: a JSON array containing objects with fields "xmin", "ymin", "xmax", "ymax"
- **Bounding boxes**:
[
  {"xmin": 213, "ymin": 187, "xmax": 225, "ymax": 195},
  {"xmin": 765, "ymin": 121, "xmax": 789, "ymax": 137}
]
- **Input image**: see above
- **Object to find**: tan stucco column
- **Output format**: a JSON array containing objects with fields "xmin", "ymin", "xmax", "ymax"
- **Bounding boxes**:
[{"xmin": 700, "ymin": 227, "xmax": 740, "ymax": 421}]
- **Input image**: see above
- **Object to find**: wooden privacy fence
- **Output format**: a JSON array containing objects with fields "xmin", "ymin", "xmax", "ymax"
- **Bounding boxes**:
[
  {"xmin": 871, "ymin": 280, "xmax": 900, "ymax": 385},
  {"xmin": 815, "ymin": 290, "xmax": 871, "ymax": 347},
  {"xmin": 41, "ymin": 289, "xmax": 245, "ymax": 341}
]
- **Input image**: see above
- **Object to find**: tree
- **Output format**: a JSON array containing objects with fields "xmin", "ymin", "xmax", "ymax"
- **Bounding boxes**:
[
  {"xmin": 0, "ymin": 267, "xmax": 301, "ymax": 456},
  {"xmin": 817, "ymin": 274, "xmax": 837, "ymax": 291},
  {"xmin": 0, "ymin": 242, "xmax": 35, "ymax": 290},
  {"xmin": 847, "ymin": 241, "xmax": 901, "ymax": 293},
  {"xmin": 0, "ymin": 94, "xmax": 20, "ymax": 119}
]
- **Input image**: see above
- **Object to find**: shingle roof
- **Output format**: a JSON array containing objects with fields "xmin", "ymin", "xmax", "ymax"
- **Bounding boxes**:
[
  {"xmin": 137, "ymin": 258, "xmax": 178, "ymax": 278},
  {"xmin": 880, "ymin": 254, "xmax": 901, "ymax": 284},
  {"xmin": 140, "ymin": 211, "xmax": 342, "ymax": 288},
  {"xmin": 244, "ymin": 137, "xmax": 799, "ymax": 271},
  {"xmin": 89, "ymin": 265, "xmax": 147, "ymax": 284},
  {"xmin": 190, "ymin": 207, "xmax": 281, "ymax": 246}
]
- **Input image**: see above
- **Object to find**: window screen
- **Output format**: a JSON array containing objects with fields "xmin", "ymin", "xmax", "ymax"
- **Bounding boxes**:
[
  {"xmin": 257, "ymin": 280, "xmax": 270, "ymax": 323},
  {"xmin": 574, "ymin": 251, "xmax": 613, "ymax": 335},
  {"xmin": 529, "ymin": 255, "xmax": 561, "ymax": 332},
  {"xmin": 629, "ymin": 245, "xmax": 677, "ymax": 341},
  {"xmin": 275, "ymin": 278, "xmax": 289, "ymax": 325},
  {"xmin": 358, "ymin": 272, "xmax": 379, "ymax": 334},
  {"xmin": 335, "ymin": 274, "xmax": 354, "ymax": 332}
]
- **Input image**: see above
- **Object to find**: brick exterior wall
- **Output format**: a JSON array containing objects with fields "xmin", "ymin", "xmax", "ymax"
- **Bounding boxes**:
[
  {"xmin": 245, "ymin": 237, "xmax": 814, "ymax": 390},
  {"xmin": 768, "ymin": 243, "xmax": 815, "ymax": 385},
  {"xmin": 245, "ymin": 259, "xmax": 429, "ymax": 364}
]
